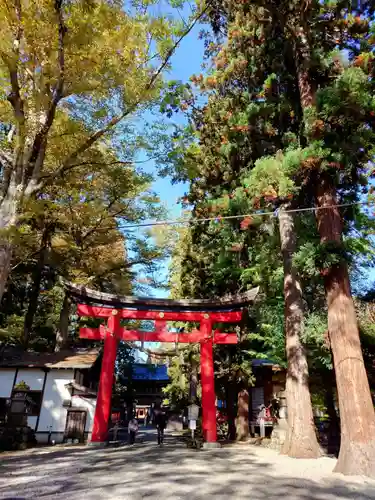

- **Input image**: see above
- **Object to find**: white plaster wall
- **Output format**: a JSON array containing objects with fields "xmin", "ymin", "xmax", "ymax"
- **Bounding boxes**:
[
  {"xmin": 36, "ymin": 432, "xmax": 65, "ymax": 444},
  {"xmin": 71, "ymin": 395, "xmax": 96, "ymax": 432},
  {"xmin": 0, "ymin": 369, "xmax": 15, "ymax": 397},
  {"xmin": 15, "ymin": 369, "xmax": 44, "ymax": 390},
  {"xmin": 37, "ymin": 369, "xmax": 74, "ymax": 434}
]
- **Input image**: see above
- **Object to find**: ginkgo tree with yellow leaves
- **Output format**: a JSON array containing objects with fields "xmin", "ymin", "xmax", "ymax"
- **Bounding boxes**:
[
  {"xmin": 13, "ymin": 143, "xmax": 164, "ymax": 350},
  {"xmin": 0, "ymin": 0, "xmax": 205, "ymax": 301}
]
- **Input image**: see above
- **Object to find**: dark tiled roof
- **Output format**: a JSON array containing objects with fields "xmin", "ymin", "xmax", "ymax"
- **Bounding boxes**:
[
  {"xmin": 132, "ymin": 363, "xmax": 169, "ymax": 381},
  {"xmin": 252, "ymin": 359, "xmax": 283, "ymax": 370},
  {"xmin": 66, "ymin": 282, "xmax": 259, "ymax": 311},
  {"xmin": 251, "ymin": 359, "xmax": 275, "ymax": 366},
  {"xmin": 0, "ymin": 346, "xmax": 100, "ymax": 369}
]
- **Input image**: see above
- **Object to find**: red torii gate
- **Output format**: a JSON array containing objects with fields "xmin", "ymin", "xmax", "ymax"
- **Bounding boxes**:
[{"xmin": 69, "ymin": 284, "xmax": 258, "ymax": 446}]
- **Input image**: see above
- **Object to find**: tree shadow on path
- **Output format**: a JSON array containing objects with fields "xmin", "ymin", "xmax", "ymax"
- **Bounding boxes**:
[{"xmin": 0, "ymin": 436, "xmax": 374, "ymax": 500}]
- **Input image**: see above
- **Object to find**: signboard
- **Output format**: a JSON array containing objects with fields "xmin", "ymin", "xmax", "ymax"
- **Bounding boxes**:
[
  {"xmin": 189, "ymin": 419, "xmax": 196, "ymax": 430},
  {"xmin": 188, "ymin": 404, "xmax": 199, "ymax": 421}
]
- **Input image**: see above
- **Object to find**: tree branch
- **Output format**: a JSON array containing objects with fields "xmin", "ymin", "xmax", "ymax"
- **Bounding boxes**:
[
  {"xmin": 24, "ymin": 0, "xmax": 66, "ymax": 188},
  {"xmin": 0, "ymin": 149, "xmax": 13, "ymax": 166},
  {"xmin": 80, "ymin": 198, "xmax": 119, "ymax": 243},
  {"xmin": 2, "ymin": 0, "xmax": 25, "ymax": 188},
  {"xmin": 10, "ymin": 249, "xmax": 42, "ymax": 271},
  {"xmin": 5, "ymin": 0, "xmax": 23, "ymax": 121},
  {"xmin": 38, "ymin": 160, "xmax": 133, "ymax": 182},
  {"xmin": 50, "ymin": 2, "xmax": 212, "ymax": 180}
]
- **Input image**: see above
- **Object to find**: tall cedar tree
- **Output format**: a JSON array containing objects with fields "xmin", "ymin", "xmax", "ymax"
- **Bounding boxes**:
[
  {"xmin": 168, "ymin": 0, "xmax": 375, "ymax": 472},
  {"xmin": 218, "ymin": 3, "xmax": 321, "ymax": 457},
  {"xmin": 171, "ymin": 1, "xmax": 320, "ymax": 452},
  {"xmin": 291, "ymin": 0, "xmax": 375, "ymax": 476},
  {"xmin": 202, "ymin": 0, "xmax": 375, "ymax": 475}
]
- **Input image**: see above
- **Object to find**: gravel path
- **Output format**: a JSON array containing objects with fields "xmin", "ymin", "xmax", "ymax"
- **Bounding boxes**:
[{"xmin": 1, "ymin": 430, "xmax": 375, "ymax": 499}]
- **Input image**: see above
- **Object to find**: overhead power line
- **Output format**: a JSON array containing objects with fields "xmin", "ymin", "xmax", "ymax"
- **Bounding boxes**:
[{"xmin": 121, "ymin": 200, "xmax": 375, "ymax": 231}]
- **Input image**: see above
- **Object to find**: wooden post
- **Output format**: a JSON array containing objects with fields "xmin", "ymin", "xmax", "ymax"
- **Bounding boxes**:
[
  {"xmin": 260, "ymin": 418, "xmax": 266, "ymax": 438},
  {"xmin": 91, "ymin": 311, "xmax": 118, "ymax": 444},
  {"xmin": 200, "ymin": 318, "xmax": 218, "ymax": 445}
]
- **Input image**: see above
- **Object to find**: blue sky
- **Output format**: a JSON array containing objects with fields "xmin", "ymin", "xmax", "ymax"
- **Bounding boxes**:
[
  {"xmin": 127, "ymin": 16, "xmax": 375, "ymax": 300},
  {"xmin": 124, "ymin": 9, "xmax": 375, "ymax": 363},
  {"xmin": 126, "ymin": 23, "xmax": 206, "ymax": 298},
  {"xmin": 145, "ymin": 24, "xmax": 205, "ymax": 217},
  {"xmin": 126, "ymin": 25, "xmax": 206, "ymax": 355}
]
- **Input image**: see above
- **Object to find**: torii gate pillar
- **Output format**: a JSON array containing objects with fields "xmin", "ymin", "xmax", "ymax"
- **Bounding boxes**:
[
  {"xmin": 91, "ymin": 313, "xmax": 119, "ymax": 443},
  {"xmin": 200, "ymin": 320, "xmax": 217, "ymax": 444}
]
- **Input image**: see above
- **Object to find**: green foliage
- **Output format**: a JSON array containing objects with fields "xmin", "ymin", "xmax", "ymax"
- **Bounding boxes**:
[
  {"xmin": 163, "ymin": 354, "xmax": 190, "ymax": 409},
  {"xmin": 244, "ymin": 154, "xmax": 296, "ymax": 200},
  {"xmin": 0, "ymin": 0, "xmax": 195, "ymax": 347},
  {"xmin": 0, "ymin": 314, "xmax": 24, "ymax": 344},
  {"xmin": 114, "ymin": 342, "xmax": 136, "ymax": 414},
  {"xmin": 162, "ymin": 0, "xmax": 375, "ymax": 412},
  {"xmin": 13, "ymin": 381, "xmax": 31, "ymax": 391}
]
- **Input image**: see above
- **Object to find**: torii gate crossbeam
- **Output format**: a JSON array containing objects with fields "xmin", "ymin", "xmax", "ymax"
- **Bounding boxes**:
[{"xmin": 77, "ymin": 304, "xmax": 240, "ymax": 446}]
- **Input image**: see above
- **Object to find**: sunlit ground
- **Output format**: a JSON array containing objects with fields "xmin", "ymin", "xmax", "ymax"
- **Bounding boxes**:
[{"xmin": 1, "ymin": 428, "xmax": 375, "ymax": 500}]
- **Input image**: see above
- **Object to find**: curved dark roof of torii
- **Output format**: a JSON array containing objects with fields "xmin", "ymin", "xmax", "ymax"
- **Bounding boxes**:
[{"xmin": 65, "ymin": 282, "xmax": 259, "ymax": 312}]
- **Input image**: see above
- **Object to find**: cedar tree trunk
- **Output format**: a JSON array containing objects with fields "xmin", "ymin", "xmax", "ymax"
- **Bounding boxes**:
[
  {"xmin": 236, "ymin": 389, "xmax": 249, "ymax": 441},
  {"xmin": 189, "ymin": 350, "xmax": 198, "ymax": 404},
  {"xmin": 325, "ymin": 369, "xmax": 341, "ymax": 456},
  {"xmin": 316, "ymin": 176, "xmax": 375, "ymax": 476},
  {"xmin": 226, "ymin": 380, "xmax": 237, "ymax": 441},
  {"xmin": 279, "ymin": 205, "xmax": 321, "ymax": 458}
]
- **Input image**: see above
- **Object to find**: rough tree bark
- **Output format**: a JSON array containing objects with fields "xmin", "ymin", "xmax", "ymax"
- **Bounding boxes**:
[
  {"xmin": 316, "ymin": 176, "xmax": 375, "ymax": 476},
  {"xmin": 55, "ymin": 292, "xmax": 71, "ymax": 352},
  {"xmin": 189, "ymin": 350, "xmax": 198, "ymax": 404},
  {"xmin": 0, "ymin": 191, "xmax": 19, "ymax": 301},
  {"xmin": 22, "ymin": 225, "xmax": 52, "ymax": 346},
  {"xmin": 226, "ymin": 379, "xmax": 237, "ymax": 441},
  {"xmin": 236, "ymin": 389, "xmax": 249, "ymax": 441},
  {"xmin": 279, "ymin": 205, "xmax": 321, "ymax": 458},
  {"xmin": 0, "ymin": 242, "xmax": 12, "ymax": 302},
  {"xmin": 294, "ymin": 18, "xmax": 375, "ymax": 473},
  {"xmin": 324, "ymin": 368, "xmax": 341, "ymax": 456}
]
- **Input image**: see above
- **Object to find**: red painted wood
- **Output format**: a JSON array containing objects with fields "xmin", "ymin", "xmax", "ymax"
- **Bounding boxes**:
[
  {"xmin": 200, "ymin": 320, "xmax": 217, "ymax": 443},
  {"xmin": 154, "ymin": 320, "xmax": 167, "ymax": 332},
  {"xmin": 77, "ymin": 304, "xmax": 242, "ymax": 323},
  {"xmin": 80, "ymin": 327, "xmax": 238, "ymax": 345},
  {"xmin": 119, "ymin": 329, "xmax": 205, "ymax": 343},
  {"xmin": 80, "ymin": 326, "xmax": 106, "ymax": 340},
  {"xmin": 77, "ymin": 305, "xmax": 114, "ymax": 318},
  {"xmin": 213, "ymin": 332, "xmax": 238, "ymax": 344},
  {"xmin": 79, "ymin": 306, "xmax": 238, "ymax": 447},
  {"xmin": 91, "ymin": 315, "xmax": 118, "ymax": 443}
]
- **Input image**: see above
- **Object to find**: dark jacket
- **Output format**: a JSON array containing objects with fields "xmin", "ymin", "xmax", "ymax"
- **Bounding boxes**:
[{"xmin": 154, "ymin": 408, "xmax": 167, "ymax": 429}]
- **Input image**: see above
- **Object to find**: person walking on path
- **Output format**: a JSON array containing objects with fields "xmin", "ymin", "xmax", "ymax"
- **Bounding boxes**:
[
  {"xmin": 153, "ymin": 404, "xmax": 167, "ymax": 445},
  {"xmin": 128, "ymin": 416, "xmax": 139, "ymax": 445}
]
